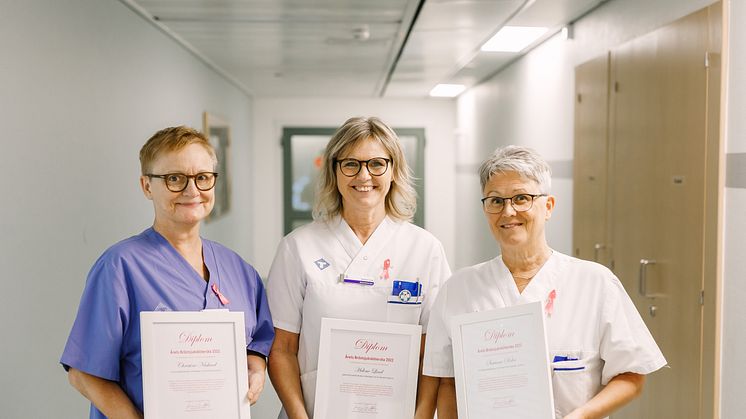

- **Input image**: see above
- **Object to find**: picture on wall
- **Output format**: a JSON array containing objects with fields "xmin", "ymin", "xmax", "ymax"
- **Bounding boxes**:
[{"xmin": 203, "ymin": 112, "xmax": 231, "ymax": 221}]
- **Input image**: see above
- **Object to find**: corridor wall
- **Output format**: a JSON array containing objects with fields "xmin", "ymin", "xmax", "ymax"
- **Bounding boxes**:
[
  {"xmin": 0, "ymin": 1, "xmax": 255, "ymax": 417},
  {"xmin": 721, "ymin": 0, "xmax": 746, "ymax": 416}
]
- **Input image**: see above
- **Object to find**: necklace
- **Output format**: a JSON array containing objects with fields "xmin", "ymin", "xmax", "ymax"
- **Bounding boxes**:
[{"xmin": 507, "ymin": 249, "xmax": 553, "ymax": 292}]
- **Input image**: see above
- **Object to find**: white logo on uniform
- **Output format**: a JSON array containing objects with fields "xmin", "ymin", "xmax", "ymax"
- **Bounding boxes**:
[
  {"xmin": 398, "ymin": 289, "xmax": 412, "ymax": 302},
  {"xmin": 154, "ymin": 302, "xmax": 172, "ymax": 311},
  {"xmin": 314, "ymin": 258, "xmax": 330, "ymax": 270}
]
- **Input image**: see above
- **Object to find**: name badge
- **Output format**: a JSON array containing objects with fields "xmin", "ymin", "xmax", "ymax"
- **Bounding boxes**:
[{"xmin": 388, "ymin": 280, "xmax": 422, "ymax": 305}]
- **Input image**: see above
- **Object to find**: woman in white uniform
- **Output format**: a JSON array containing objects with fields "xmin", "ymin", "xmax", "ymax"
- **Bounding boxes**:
[
  {"xmin": 423, "ymin": 146, "xmax": 666, "ymax": 419},
  {"xmin": 266, "ymin": 116, "xmax": 452, "ymax": 419}
]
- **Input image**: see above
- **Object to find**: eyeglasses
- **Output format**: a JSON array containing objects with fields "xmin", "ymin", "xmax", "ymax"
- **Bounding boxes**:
[
  {"xmin": 334, "ymin": 157, "xmax": 391, "ymax": 177},
  {"xmin": 146, "ymin": 172, "xmax": 218, "ymax": 192},
  {"xmin": 480, "ymin": 193, "xmax": 547, "ymax": 214}
]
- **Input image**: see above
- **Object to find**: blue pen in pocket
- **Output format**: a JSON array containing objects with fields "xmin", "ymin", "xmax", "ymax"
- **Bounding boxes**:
[{"xmin": 552, "ymin": 355, "xmax": 584, "ymax": 371}]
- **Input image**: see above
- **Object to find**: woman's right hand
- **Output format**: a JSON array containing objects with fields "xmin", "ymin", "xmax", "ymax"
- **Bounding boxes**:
[{"xmin": 268, "ymin": 328, "xmax": 310, "ymax": 419}]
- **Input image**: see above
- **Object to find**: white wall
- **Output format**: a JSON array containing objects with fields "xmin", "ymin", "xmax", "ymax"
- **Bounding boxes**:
[
  {"xmin": 0, "ymin": 1, "xmax": 255, "ymax": 417},
  {"xmin": 251, "ymin": 97, "xmax": 457, "ymax": 276},
  {"xmin": 721, "ymin": 1, "xmax": 746, "ymax": 416},
  {"xmin": 454, "ymin": 0, "xmax": 715, "ymax": 268}
]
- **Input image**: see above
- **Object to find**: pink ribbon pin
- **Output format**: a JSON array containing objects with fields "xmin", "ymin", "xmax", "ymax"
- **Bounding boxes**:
[
  {"xmin": 211, "ymin": 284, "xmax": 230, "ymax": 305},
  {"xmin": 545, "ymin": 289, "xmax": 557, "ymax": 317},
  {"xmin": 381, "ymin": 259, "xmax": 391, "ymax": 280}
]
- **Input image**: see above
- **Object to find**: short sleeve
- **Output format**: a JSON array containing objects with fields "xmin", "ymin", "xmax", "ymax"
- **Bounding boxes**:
[
  {"xmin": 598, "ymin": 276, "xmax": 667, "ymax": 384},
  {"xmin": 266, "ymin": 238, "xmax": 306, "ymax": 334},
  {"xmin": 247, "ymin": 271, "xmax": 275, "ymax": 356},
  {"xmin": 60, "ymin": 255, "xmax": 130, "ymax": 380},
  {"xmin": 420, "ymin": 241, "xmax": 452, "ymax": 330},
  {"xmin": 423, "ymin": 282, "xmax": 456, "ymax": 377}
]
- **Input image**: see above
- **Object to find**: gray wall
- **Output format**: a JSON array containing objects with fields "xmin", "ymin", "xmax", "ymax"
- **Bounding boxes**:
[{"xmin": 0, "ymin": 1, "xmax": 255, "ymax": 417}]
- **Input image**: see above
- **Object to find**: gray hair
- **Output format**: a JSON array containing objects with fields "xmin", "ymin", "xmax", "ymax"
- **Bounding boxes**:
[
  {"xmin": 478, "ymin": 145, "xmax": 552, "ymax": 192},
  {"xmin": 313, "ymin": 116, "xmax": 417, "ymax": 221}
]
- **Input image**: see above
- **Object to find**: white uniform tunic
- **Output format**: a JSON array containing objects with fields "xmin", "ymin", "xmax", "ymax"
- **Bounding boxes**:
[
  {"xmin": 267, "ymin": 215, "xmax": 451, "ymax": 418},
  {"xmin": 423, "ymin": 251, "xmax": 666, "ymax": 418}
]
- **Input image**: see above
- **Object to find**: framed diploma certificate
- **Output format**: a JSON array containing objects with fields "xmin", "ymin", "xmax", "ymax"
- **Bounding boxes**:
[
  {"xmin": 451, "ymin": 302, "xmax": 554, "ymax": 418},
  {"xmin": 140, "ymin": 311, "xmax": 250, "ymax": 419},
  {"xmin": 314, "ymin": 318, "xmax": 421, "ymax": 419}
]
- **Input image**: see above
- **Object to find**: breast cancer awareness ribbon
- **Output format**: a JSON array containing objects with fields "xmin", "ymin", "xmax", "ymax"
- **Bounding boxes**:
[
  {"xmin": 381, "ymin": 259, "xmax": 391, "ymax": 280},
  {"xmin": 211, "ymin": 283, "xmax": 230, "ymax": 305},
  {"xmin": 545, "ymin": 289, "xmax": 556, "ymax": 317}
]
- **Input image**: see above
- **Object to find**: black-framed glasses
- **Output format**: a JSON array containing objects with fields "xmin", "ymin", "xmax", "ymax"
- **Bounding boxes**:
[
  {"xmin": 480, "ymin": 193, "xmax": 547, "ymax": 214},
  {"xmin": 334, "ymin": 157, "xmax": 391, "ymax": 177},
  {"xmin": 146, "ymin": 172, "xmax": 218, "ymax": 192}
]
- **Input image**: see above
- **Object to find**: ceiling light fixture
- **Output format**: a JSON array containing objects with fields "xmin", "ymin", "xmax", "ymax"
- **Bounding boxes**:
[
  {"xmin": 480, "ymin": 26, "xmax": 548, "ymax": 53},
  {"xmin": 429, "ymin": 84, "xmax": 466, "ymax": 98}
]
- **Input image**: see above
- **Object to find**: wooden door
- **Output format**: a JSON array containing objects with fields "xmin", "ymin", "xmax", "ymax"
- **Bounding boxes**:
[
  {"xmin": 608, "ymin": 5, "xmax": 721, "ymax": 419},
  {"xmin": 573, "ymin": 53, "xmax": 610, "ymax": 267}
]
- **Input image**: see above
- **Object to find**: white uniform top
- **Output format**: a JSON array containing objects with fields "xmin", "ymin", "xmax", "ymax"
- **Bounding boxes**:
[
  {"xmin": 423, "ymin": 251, "xmax": 666, "ymax": 419},
  {"xmin": 267, "ymin": 215, "xmax": 451, "ymax": 418}
]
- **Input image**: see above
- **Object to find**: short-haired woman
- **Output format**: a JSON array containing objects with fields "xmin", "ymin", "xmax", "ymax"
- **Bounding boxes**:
[
  {"xmin": 423, "ymin": 145, "xmax": 666, "ymax": 419},
  {"xmin": 61, "ymin": 126, "xmax": 274, "ymax": 418}
]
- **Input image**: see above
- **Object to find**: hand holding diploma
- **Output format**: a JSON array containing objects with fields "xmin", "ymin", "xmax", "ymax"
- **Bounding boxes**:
[
  {"xmin": 246, "ymin": 354, "xmax": 266, "ymax": 405},
  {"xmin": 450, "ymin": 302, "xmax": 554, "ymax": 419}
]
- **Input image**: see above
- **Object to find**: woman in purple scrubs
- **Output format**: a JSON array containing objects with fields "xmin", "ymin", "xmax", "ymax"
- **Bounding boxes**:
[{"xmin": 61, "ymin": 126, "xmax": 274, "ymax": 419}]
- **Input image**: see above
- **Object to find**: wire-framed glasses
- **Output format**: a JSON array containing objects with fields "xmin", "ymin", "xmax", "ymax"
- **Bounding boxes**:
[
  {"xmin": 146, "ymin": 172, "xmax": 218, "ymax": 192},
  {"xmin": 480, "ymin": 193, "xmax": 547, "ymax": 214},
  {"xmin": 335, "ymin": 157, "xmax": 391, "ymax": 177}
]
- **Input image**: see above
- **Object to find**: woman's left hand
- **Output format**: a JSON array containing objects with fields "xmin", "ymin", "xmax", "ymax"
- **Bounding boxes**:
[{"xmin": 246, "ymin": 354, "xmax": 267, "ymax": 405}]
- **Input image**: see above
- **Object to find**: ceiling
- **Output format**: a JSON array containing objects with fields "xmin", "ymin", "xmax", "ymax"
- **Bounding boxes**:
[{"xmin": 124, "ymin": 0, "xmax": 606, "ymax": 98}]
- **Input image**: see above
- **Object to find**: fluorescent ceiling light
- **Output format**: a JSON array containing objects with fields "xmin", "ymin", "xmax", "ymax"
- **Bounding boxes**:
[
  {"xmin": 429, "ymin": 84, "xmax": 466, "ymax": 98},
  {"xmin": 481, "ymin": 26, "xmax": 548, "ymax": 52}
]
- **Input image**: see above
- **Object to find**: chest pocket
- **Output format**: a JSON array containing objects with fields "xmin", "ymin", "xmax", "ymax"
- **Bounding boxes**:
[
  {"xmin": 550, "ymin": 350, "xmax": 603, "ymax": 418},
  {"xmin": 304, "ymin": 280, "xmax": 391, "ymax": 324},
  {"xmin": 386, "ymin": 302, "xmax": 422, "ymax": 325},
  {"xmin": 303, "ymin": 280, "xmax": 423, "ymax": 326}
]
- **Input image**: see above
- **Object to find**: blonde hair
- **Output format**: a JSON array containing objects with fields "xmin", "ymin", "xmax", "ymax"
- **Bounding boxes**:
[
  {"xmin": 313, "ymin": 117, "xmax": 417, "ymax": 221},
  {"xmin": 139, "ymin": 126, "xmax": 217, "ymax": 174}
]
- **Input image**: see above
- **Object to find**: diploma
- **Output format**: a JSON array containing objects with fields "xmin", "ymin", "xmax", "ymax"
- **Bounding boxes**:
[
  {"xmin": 314, "ymin": 318, "xmax": 421, "ymax": 419},
  {"xmin": 140, "ymin": 311, "xmax": 250, "ymax": 419},
  {"xmin": 451, "ymin": 302, "xmax": 554, "ymax": 418}
]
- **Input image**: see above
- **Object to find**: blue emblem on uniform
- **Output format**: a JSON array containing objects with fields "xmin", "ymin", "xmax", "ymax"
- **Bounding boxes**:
[
  {"xmin": 398, "ymin": 289, "xmax": 412, "ymax": 302},
  {"xmin": 314, "ymin": 258, "xmax": 330, "ymax": 270}
]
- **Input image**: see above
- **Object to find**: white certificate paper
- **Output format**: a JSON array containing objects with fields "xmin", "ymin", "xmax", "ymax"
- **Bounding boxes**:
[
  {"xmin": 314, "ymin": 318, "xmax": 421, "ymax": 419},
  {"xmin": 140, "ymin": 311, "xmax": 250, "ymax": 419},
  {"xmin": 451, "ymin": 302, "xmax": 554, "ymax": 419}
]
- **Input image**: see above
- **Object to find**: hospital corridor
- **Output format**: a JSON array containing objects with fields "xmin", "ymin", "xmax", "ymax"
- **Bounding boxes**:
[{"xmin": 2, "ymin": 0, "xmax": 746, "ymax": 418}]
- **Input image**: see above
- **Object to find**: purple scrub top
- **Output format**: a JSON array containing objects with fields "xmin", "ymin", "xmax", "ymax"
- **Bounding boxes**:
[{"xmin": 60, "ymin": 228, "xmax": 274, "ymax": 418}]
